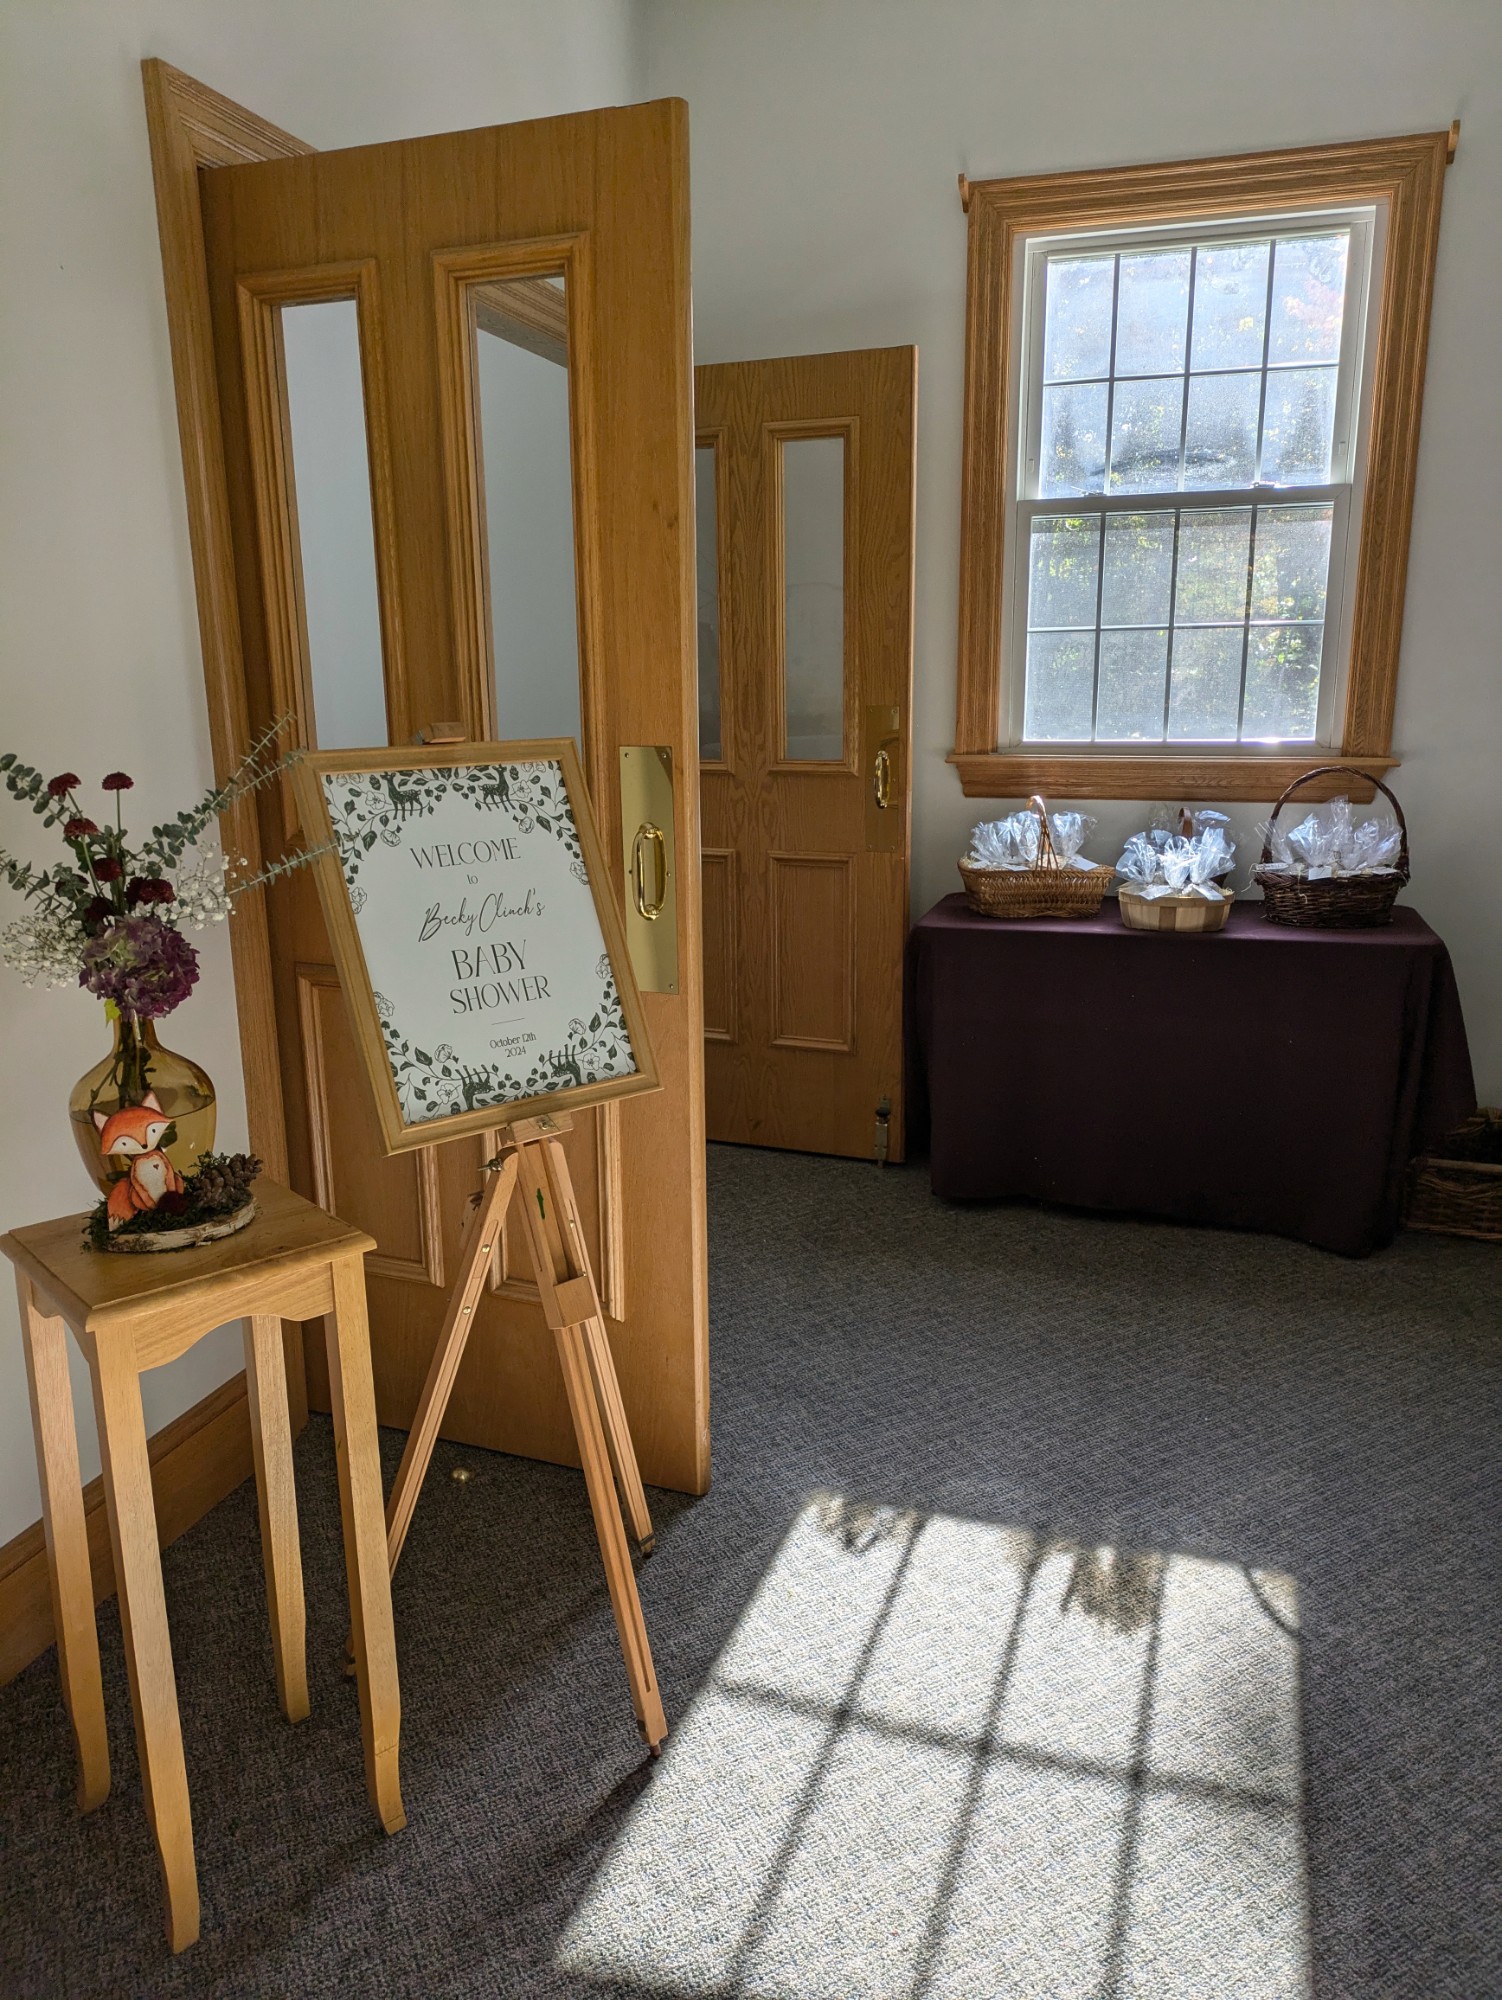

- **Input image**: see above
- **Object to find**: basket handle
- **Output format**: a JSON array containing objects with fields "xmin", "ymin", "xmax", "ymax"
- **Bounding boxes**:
[
  {"xmin": 1257, "ymin": 765, "xmax": 1409, "ymax": 872},
  {"xmin": 1027, "ymin": 794, "xmax": 1060, "ymax": 872}
]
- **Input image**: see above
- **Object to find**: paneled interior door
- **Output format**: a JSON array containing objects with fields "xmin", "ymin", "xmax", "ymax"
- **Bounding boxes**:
[
  {"xmin": 695, "ymin": 349, "xmax": 917, "ymax": 1160},
  {"xmin": 199, "ymin": 101, "xmax": 708, "ymax": 1493}
]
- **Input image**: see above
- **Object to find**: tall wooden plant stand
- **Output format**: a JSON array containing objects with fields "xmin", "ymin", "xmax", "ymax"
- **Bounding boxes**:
[
  {"xmin": 381, "ymin": 1111, "xmax": 668, "ymax": 1753},
  {"xmin": 1, "ymin": 1180, "xmax": 404, "ymax": 1953}
]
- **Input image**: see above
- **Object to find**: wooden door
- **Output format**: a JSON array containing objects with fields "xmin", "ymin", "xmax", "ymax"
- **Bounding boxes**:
[
  {"xmin": 199, "ymin": 102, "xmax": 708, "ymax": 1493},
  {"xmin": 695, "ymin": 349, "xmax": 917, "ymax": 1161}
]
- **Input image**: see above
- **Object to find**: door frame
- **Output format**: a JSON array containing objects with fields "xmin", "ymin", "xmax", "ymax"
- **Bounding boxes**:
[{"xmin": 143, "ymin": 58, "xmax": 312, "ymax": 1409}]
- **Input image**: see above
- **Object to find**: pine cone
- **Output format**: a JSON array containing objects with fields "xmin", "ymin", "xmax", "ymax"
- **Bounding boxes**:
[{"xmin": 185, "ymin": 1151, "xmax": 261, "ymax": 1215}]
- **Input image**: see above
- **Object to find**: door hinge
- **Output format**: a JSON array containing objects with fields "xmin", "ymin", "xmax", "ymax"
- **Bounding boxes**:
[{"xmin": 874, "ymin": 1096, "xmax": 892, "ymax": 1165}]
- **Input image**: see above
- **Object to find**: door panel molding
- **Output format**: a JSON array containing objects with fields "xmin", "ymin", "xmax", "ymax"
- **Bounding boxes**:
[
  {"xmin": 700, "ymin": 848, "xmax": 739, "ymax": 1043},
  {"xmin": 297, "ymin": 965, "xmax": 444, "ymax": 1287},
  {"xmin": 769, "ymin": 853, "xmax": 856, "ymax": 1053}
]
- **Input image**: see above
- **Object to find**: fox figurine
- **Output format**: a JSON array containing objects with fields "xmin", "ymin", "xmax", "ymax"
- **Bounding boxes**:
[{"xmin": 93, "ymin": 1093, "xmax": 185, "ymax": 1230}]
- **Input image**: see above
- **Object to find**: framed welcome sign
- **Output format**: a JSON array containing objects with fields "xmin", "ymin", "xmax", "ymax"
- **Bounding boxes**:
[{"xmin": 290, "ymin": 741, "xmax": 658, "ymax": 1155}]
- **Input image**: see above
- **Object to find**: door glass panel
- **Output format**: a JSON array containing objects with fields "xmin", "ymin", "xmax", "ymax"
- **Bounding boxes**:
[
  {"xmin": 695, "ymin": 445, "xmax": 723, "ymax": 760},
  {"xmin": 781, "ymin": 435, "xmax": 846, "ymax": 761},
  {"xmin": 280, "ymin": 300, "xmax": 388, "ymax": 749},
  {"xmin": 469, "ymin": 274, "xmax": 581, "ymax": 744}
]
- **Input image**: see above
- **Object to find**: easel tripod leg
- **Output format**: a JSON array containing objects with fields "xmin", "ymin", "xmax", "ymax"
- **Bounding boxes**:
[
  {"xmin": 553, "ymin": 1319, "xmax": 669, "ymax": 1752},
  {"xmin": 581, "ymin": 1314, "xmax": 656, "ymax": 1555},
  {"xmin": 382, "ymin": 1159, "xmax": 516, "ymax": 1577}
]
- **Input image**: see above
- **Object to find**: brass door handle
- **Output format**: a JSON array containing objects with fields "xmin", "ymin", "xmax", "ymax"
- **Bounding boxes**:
[
  {"xmin": 872, "ymin": 745, "xmax": 894, "ymax": 810},
  {"xmin": 631, "ymin": 821, "xmax": 667, "ymax": 920}
]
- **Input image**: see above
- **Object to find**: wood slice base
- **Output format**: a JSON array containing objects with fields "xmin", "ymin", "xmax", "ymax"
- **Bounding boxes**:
[{"xmin": 101, "ymin": 1199, "xmax": 258, "ymax": 1256}]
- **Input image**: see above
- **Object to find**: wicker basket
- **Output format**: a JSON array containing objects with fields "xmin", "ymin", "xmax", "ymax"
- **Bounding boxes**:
[
  {"xmin": 1118, "ymin": 885, "xmax": 1235, "ymax": 933},
  {"xmin": 1404, "ymin": 1110, "xmax": 1502, "ymax": 1243},
  {"xmin": 960, "ymin": 796, "xmax": 1113, "ymax": 919},
  {"xmin": 1254, "ymin": 765, "xmax": 1409, "ymax": 928}
]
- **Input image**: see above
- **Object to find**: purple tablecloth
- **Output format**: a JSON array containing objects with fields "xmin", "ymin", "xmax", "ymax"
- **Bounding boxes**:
[{"xmin": 905, "ymin": 896, "xmax": 1476, "ymax": 1255}]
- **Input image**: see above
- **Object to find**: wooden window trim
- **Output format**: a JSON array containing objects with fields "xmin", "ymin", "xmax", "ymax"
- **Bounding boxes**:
[{"xmin": 953, "ymin": 129, "xmax": 1455, "ymax": 802}]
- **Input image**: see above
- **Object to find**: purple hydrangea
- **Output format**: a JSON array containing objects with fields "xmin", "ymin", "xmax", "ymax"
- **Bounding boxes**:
[{"xmin": 79, "ymin": 914, "xmax": 200, "ymax": 1019}]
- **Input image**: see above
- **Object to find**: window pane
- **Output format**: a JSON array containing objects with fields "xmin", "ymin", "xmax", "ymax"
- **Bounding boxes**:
[
  {"xmin": 1260, "ymin": 367, "xmax": 1338, "ymax": 484},
  {"xmin": 1114, "ymin": 249, "xmax": 1191, "ymax": 377},
  {"xmin": 1024, "ymin": 631, "xmax": 1095, "ymax": 740},
  {"xmin": 1028, "ymin": 515, "xmax": 1100, "ymax": 628},
  {"xmin": 1268, "ymin": 233, "xmax": 1349, "ymax": 366},
  {"xmin": 1109, "ymin": 377, "xmax": 1183, "ymax": 492},
  {"xmin": 280, "ymin": 300, "xmax": 387, "ymax": 750},
  {"xmin": 1100, "ymin": 512, "xmax": 1175, "ymax": 626},
  {"xmin": 1043, "ymin": 255, "xmax": 1114, "ymax": 382},
  {"xmin": 781, "ymin": 435, "xmax": 846, "ymax": 760},
  {"xmin": 1096, "ymin": 628, "xmax": 1169, "ymax": 740},
  {"xmin": 1168, "ymin": 628, "xmax": 1244, "ymax": 740},
  {"xmin": 1250, "ymin": 505, "xmax": 1333, "ymax": 622},
  {"xmin": 695, "ymin": 445, "xmax": 722, "ymax": 760},
  {"xmin": 1039, "ymin": 381, "xmax": 1108, "ymax": 496},
  {"xmin": 1175, "ymin": 509, "xmax": 1252, "ymax": 623},
  {"xmin": 1242, "ymin": 624, "xmax": 1323, "ymax": 739},
  {"xmin": 1183, "ymin": 371, "xmax": 1260, "ymax": 490},
  {"xmin": 472, "ymin": 274, "xmax": 580, "ymax": 742},
  {"xmin": 1190, "ymin": 241, "xmax": 1270, "ymax": 371}
]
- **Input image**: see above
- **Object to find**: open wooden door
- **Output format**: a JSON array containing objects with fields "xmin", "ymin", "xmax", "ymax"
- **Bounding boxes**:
[
  {"xmin": 198, "ymin": 101, "xmax": 708, "ymax": 1493},
  {"xmin": 695, "ymin": 349, "xmax": 917, "ymax": 1161}
]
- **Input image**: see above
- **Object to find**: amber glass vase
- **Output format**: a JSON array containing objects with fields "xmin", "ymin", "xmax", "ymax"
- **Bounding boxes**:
[{"xmin": 68, "ymin": 1010, "xmax": 216, "ymax": 1194}]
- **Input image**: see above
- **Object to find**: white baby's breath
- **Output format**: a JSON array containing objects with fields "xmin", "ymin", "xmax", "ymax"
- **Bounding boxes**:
[
  {"xmin": 1, "ymin": 900, "xmax": 86, "ymax": 987},
  {"xmin": 173, "ymin": 852, "xmax": 234, "ymax": 929}
]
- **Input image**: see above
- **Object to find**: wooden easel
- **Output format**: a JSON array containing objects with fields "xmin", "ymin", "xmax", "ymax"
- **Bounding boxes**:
[{"xmin": 378, "ymin": 1110, "xmax": 667, "ymax": 1754}]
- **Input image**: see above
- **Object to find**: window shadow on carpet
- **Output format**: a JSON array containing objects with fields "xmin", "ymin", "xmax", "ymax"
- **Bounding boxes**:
[{"xmin": 555, "ymin": 1494, "xmax": 1309, "ymax": 1999}]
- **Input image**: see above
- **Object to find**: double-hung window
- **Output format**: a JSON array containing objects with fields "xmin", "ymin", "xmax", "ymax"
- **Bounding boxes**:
[
  {"xmin": 952, "ymin": 132, "xmax": 1454, "ymax": 799},
  {"xmin": 1016, "ymin": 213, "xmax": 1374, "ymax": 748}
]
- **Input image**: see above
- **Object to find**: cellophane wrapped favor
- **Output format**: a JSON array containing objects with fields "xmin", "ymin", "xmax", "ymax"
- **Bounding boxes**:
[
  {"xmin": 1256, "ymin": 795, "xmax": 1403, "ymax": 881},
  {"xmin": 1115, "ymin": 822, "xmax": 1237, "ymax": 901},
  {"xmin": 967, "ymin": 808, "xmax": 1100, "ymax": 872}
]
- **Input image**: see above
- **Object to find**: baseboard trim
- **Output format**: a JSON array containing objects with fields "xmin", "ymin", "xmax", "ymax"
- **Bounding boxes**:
[{"xmin": 0, "ymin": 1371, "xmax": 258, "ymax": 1685}]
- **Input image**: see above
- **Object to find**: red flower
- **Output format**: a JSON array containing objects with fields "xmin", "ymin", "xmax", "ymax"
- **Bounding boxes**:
[
  {"xmin": 46, "ymin": 772, "xmax": 80, "ymax": 797},
  {"xmin": 63, "ymin": 817, "xmax": 99, "ymax": 840},
  {"xmin": 94, "ymin": 856, "xmax": 124, "ymax": 882},
  {"xmin": 83, "ymin": 896, "xmax": 113, "ymax": 931},
  {"xmin": 126, "ymin": 876, "xmax": 175, "ymax": 908},
  {"xmin": 101, "ymin": 772, "xmax": 134, "ymax": 792}
]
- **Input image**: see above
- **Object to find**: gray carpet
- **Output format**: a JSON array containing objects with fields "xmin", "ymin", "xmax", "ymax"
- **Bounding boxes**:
[{"xmin": 1, "ymin": 1146, "xmax": 1498, "ymax": 1997}]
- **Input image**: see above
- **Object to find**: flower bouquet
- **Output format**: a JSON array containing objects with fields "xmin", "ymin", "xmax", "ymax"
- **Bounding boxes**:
[{"xmin": 1, "ymin": 718, "xmax": 319, "ymax": 1248}]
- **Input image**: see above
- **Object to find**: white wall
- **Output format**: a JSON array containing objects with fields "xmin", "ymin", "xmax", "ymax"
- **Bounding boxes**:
[
  {"xmin": 0, "ymin": 0, "xmax": 640, "ymax": 1546},
  {"xmin": 642, "ymin": 0, "xmax": 1502, "ymax": 1104}
]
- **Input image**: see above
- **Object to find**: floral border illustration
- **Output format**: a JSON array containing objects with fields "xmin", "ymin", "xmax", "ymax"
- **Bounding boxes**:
[
  {"xmin": 322, "ymin": 760, "xmax": 587, "ymax": 899},
  {"xmin": 372, "ymin": 986, "xmax": 634, "ymax": 1123}
]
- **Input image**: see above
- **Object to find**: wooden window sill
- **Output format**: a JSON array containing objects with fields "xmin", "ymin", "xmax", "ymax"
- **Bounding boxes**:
[{"xmin": 948, "ymin": 750, "xmax": 1400, "ymax": 803}]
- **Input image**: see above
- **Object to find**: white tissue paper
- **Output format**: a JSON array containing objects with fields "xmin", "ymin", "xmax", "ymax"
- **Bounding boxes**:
[{"xmin": 967, "ymin": 809, "xmax": 1100, "ymax": 872}]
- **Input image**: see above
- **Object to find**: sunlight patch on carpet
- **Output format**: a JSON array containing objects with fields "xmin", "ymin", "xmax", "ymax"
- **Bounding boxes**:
[{"xmin": 556, "ymin": 1496, "xmax": 1308, "ymax": 1998}]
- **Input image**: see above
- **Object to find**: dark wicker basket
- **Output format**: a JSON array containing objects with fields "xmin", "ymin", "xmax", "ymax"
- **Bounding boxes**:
[
  {"xmin": 1254, "ymin": 765, "xmax": 1409, "ymax": 928},
  {"xmin": 1404, "ymin": 1110, "xmax": 1502, "ymax": 1243}
]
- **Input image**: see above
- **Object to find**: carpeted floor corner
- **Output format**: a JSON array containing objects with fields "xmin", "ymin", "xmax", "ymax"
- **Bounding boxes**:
[{"xmin": 1, "ymin": 1145, "xmax": 1498, "ymax": 1997}]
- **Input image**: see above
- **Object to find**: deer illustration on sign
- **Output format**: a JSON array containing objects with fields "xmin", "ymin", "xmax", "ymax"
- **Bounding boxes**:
[{"xmin": 93, "ymin": 1092, "xmax": 185, "ymax": 1229}]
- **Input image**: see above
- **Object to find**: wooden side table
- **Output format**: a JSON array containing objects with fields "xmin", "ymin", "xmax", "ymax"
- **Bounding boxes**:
[{"xmin": 1, "ymin": 1179, "xmax": 405, "ymax": 1952}]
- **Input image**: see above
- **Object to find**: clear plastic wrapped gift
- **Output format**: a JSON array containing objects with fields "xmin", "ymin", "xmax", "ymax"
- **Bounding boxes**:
[
  {"xmin": 1256, "ymin": 794, "xmax": 1403, "ymax": 880},
  {"xmin": 967, "ymin": 807, "xmax": 1100, "ymax": 872},
  {"xmin": 1115, "ymin": 822, "xmax": 1236, "ymax": 900}
]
